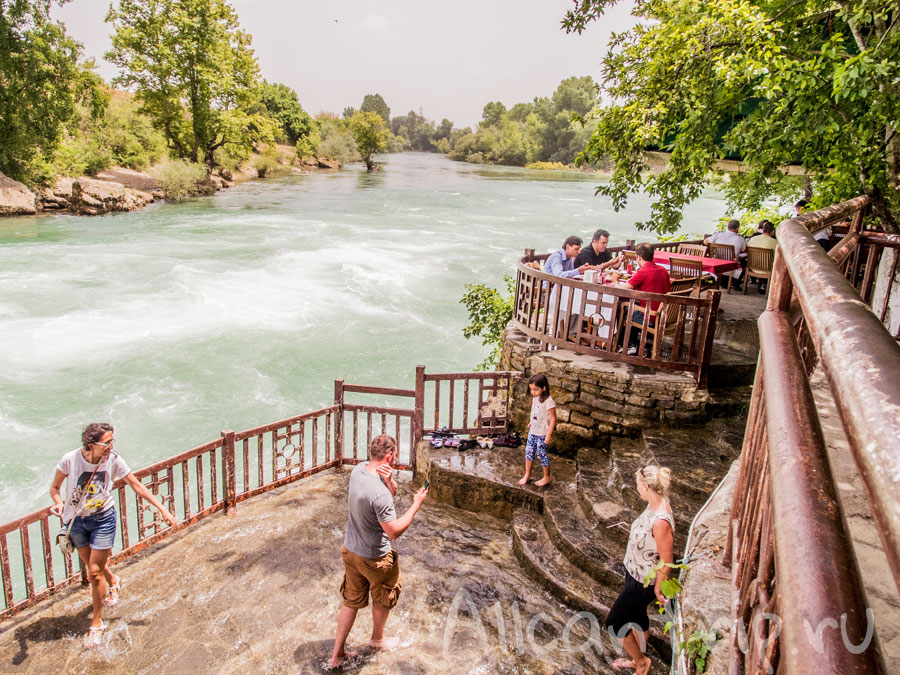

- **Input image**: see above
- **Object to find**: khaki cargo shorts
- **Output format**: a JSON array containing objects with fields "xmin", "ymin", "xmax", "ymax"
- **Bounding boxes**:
[{"xmin": 340, "ymin": 546, "xmax": 402, "ymax": 610}]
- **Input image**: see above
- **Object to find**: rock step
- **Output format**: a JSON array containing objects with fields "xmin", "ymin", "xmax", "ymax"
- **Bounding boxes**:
[
  {"xmin": 511, "ymin": 509, "xmax": 670, "ymax": 660},
  {"xmin": 511, "ymin": 508, "xmax": 617, "ymax": 617},
  {"xmin": 542, "ymin": 485, "xmax": 624, "ymax": 587}
]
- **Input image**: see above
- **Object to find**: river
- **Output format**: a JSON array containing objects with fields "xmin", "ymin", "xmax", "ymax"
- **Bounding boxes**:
[{"xmin": 0, "ymin": 152, "xmax": 728, "ymax": 522}]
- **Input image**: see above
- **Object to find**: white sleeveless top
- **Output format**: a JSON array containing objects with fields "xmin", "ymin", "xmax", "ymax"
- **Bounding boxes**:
[{"xmin": 623, "ymin": 507, "xmax": 675, "ymax": 582}]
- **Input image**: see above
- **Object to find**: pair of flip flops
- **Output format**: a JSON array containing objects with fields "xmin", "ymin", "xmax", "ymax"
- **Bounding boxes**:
[
  {"xmin": 493, "ymin": 432, "xmax": 522, "ymax": 448},
  {"xmin": 430, "ymin": 436, "xmax": 459, "ymax": 448}
]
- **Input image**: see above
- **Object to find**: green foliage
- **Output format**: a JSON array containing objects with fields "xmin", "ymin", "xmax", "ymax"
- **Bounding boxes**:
[
  {"xmin": 342, "ymin": 106, "xmax": 357, "ymax": 120},
  {"xmin": 106, "ymin": 0, "xmax": 277, "ymax": 168},
  {"xmin": 460, "ymin": 275, "xmax": 515, "ymax": 370},
  {"xmin": 316, "ymin": 118, "xmax": 360, "ymax": 165},
  {"xmin": 681, "ymin": 629, "xmax": 720, "ymax": 673},
  {"xmin": 360, "ymin": 93, "xmax": 391, "ymax": 124},
  {"xmin": 564, "ymin": 0, "xmax": 900, "ymax": 234},
  {"xmin": 151, "ymin": 159, "xmax": 207, "ymax": 200},
  {"xmin": 446, "ymin": 77, "xmax": 599, "ymax": 167},
  {"xmin": 258, "ymin": 80, "xmax": 314, "ymax": 146},
  {"xmin": 390, "ymin": 110, "xmax": 444, "ymax": 152},
  {"xmin": 716, "ymin": 206, "xmax": 789, "ymax": 237},
  {"xmin": 0, "ymin": 0, "xmax": 103, "ymax": 184},
  {"xmin": 252, "ymin": 145, "xmax": 283, "ymax": 177},
  {"xmin": 526, "ymin": 161, "xmax": 568, "ymax": 170},
  {"xmin": 348, "ymin": 111, "xmax": 391, "ymax": 171}
]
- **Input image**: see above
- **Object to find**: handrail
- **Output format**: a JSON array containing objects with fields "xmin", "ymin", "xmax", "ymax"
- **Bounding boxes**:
[
  {"xmin": 724, "ymin": 194, "xmax": 897, "ymax": 673},
  {"xmin": 513, "ymin": 252, "xmax": 720, "ymax": 386}
]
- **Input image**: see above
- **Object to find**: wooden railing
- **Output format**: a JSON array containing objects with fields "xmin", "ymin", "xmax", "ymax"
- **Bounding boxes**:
[
  {"xmin": 723, "ymin": 195, "xmax": 899, "ymax": 673},
  {"xmin": 0, "ymin": 366, "xmax": 519, "ymax": 621},
  {"xmin": 513, "ymin": 251, "xmax": 720, "ymax": 386}
]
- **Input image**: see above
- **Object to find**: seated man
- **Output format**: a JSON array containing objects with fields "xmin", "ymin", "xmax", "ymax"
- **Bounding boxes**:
[
  {"xmin": 574, "ymin": 229, "xmax": 624, "ymax": 272},
  {"xmin": 747, "ymin": 221, "xmax": 777, "ymax": 294},
  {"xmin": 613, "ymin": 243, "xmax": 671, "ymax": 356},
  {"xmin": 543, "ymin": 236, "xmax": 590, "ymax": 278},
  {"xmin": 705, "ymin": 219, "xmax": 747, "ymax": 259}
]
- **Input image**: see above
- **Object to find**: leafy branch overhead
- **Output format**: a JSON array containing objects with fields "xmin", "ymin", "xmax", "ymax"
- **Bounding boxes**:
[{"xmin": 564, "ymin": 0, "xmax": 900, "ymax": 234}]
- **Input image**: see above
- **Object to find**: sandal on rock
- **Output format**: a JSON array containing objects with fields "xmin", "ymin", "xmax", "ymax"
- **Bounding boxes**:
[
  {"xmin": 443, "ymin": 437, "xmax": 460, "ymax": 448},
  {"xmin": 83, "ymin": 622, "xmax": 108, "ymax": 649},
  {"xmin": 476, "ymin": 436, "xmax": 487, "ymax": 448},
  {"xmin": 458, "ymin": 439, "xmax": 478, "ymax": 451},
  {"xmin": 430, "ymin": 438, "xmax": 444, "ymax": 448},
  {"xmin": 104, "ymin": 575, "xmax": 121, "ymax": 607}
]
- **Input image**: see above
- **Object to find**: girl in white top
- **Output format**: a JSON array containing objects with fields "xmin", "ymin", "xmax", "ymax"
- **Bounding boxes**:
[
  {"xmin": 518, "ymin": 373, "xmax": 556, "ymax": 487},
  {"xmin": 50, "ymin": 422, "xmax": 177, "ymax": 649},
  {"xmin": 606, "ymin": 464, "xmax": 675, "ymax": 675}
]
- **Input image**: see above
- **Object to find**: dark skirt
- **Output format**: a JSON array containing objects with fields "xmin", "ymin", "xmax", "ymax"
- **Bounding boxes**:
[{"xmin": 605, "ymin": 571, "xmax": 658, "ymax": 636}]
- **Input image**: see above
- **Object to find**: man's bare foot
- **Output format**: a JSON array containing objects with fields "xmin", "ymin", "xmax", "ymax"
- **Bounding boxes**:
[
  {"xmin": 517, "ymin": 475, "xmax": 530, "ymax": 485},
  {"xmin": 635, "ymin": 656, "xmax": 651, "ymax": 675},
  {"xmin": 368, "ymin": 636, "xmax": 402, "ymax": 651},
  {"xmin": 534, "ymin": 477, "xmax": 552, "ymax": 487},
  {"xmin": 328, "ymin": 650, "xmax": 357, "ymax": 668},
  {"xmin": 612, "ymin": 659, "xmax": 634, "ymax": 670}
]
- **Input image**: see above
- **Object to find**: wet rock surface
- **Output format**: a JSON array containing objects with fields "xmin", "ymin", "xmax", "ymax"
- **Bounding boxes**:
[
  {"xmin": 0, "ymin": 172, "xmax": 37, "ymax": 216},
  {"xmin": 424, "ymin": 419, "xmax": 743, "ymax": 673},
  {"xmin": 0, "ymin": 470, "xmax": 631, "ymax": 673}
]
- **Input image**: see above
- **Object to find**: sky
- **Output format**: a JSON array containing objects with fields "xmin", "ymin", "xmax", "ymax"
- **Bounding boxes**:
[{"xmin": 52, "ymin": 0, "xmax": 637, "ymax": 129}]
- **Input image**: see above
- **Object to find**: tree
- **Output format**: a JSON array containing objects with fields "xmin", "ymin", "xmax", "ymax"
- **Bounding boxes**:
[
  {"xmin": 564, "ymin": 0, "xmax": 900, "ymax": 234},
  {"xmin": 0, "ymin": 0, "xmax": 103, "ymax": 183},
  {"xmin": 460, "ymin": 275, "xmax": 515, "ymax": 370},
  {"xmin": 258, "ymin": 80, "xmax": 314, "ymax": 145},
  {"xmin": 106, "ymin": 0, "xmax": 275, "ymax": 168},
  {"xmin": 360, "ymin": 93, "xmax": 391, "ymax": 124},
  {"xmin": 481, "ymin": 101, "xmax": 507, "ymax": 128},
  {"xmin": 349, "ymin": 111, "xmax": 390, "ymax": 170}
]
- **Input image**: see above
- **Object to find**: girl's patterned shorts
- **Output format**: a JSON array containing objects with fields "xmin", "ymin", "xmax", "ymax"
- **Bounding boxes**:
[{"xmin": 525, "ymin": 433, "xmax": 550, "ymax": 467}]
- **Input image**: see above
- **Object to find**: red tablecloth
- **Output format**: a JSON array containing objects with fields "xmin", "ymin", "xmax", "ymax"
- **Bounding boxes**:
[{"xmin": 653, "ymin": 250, "xmax": 740, "ymax": 275}]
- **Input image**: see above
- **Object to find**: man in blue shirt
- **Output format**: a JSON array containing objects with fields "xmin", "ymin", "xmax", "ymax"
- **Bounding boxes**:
[{"xmin": 543, "ymin": 236, "xmax": 590, "ymax": 278}]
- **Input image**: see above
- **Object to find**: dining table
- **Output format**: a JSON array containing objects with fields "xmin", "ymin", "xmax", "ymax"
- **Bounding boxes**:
[{"xmin": 652, "ymin": 250, "xmax": 741, "ymax": 277}]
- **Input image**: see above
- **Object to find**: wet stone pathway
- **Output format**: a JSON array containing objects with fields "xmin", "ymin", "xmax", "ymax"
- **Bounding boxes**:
[{"xmin": 0, "ymin": 469, "xmax": 630, "ymax": 674}]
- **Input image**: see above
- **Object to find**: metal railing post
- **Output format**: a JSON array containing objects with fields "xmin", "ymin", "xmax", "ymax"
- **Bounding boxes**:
[
  {"xmin": 221, "ymin": 429, "xmax": 236, "ymax": 514},
  {"xmin": 334, "ymin": 379, "xmax": 344, "ymax": 466}
]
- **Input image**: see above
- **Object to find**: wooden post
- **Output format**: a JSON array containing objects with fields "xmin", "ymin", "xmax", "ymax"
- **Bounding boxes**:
[
  {"xmin": 334, "ymin": 379, "xmax": 344, "ymax": 467},
  {"xmin": 413, "ymin": 365, "xmax": 425, "ymax": 448},
  {"xmin": 221, "ymin": 430, "xmax": 236, "ymax": 514},
  {"xmin": 696, "ymin": 290, "xmax": 721, "ymax": 388}
]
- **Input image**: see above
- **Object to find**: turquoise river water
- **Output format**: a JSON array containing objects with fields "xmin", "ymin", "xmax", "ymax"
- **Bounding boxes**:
[{"xmin": 0, "ymin": 152, "xmax": 728, "ymax": 523}]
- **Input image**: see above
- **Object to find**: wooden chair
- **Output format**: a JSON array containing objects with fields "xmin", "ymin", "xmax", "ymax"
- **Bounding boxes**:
[
  {"xmin": 706, "ymin": 242, "xmax": 737, "ymax": 294},
  {"xmin": 622, "ymin": 250, "xmax": 638, "ymax": 264},
  {"xmin": 676, "ymin": 243, "xmax": 707, "ymax": 257},
  {"xmin": 743, "ymin": 246, "xmax": 775, "ymax": 295},
  {"xmin": 667, "ymin": 255, "xmax": 705, "ymax": 296}
]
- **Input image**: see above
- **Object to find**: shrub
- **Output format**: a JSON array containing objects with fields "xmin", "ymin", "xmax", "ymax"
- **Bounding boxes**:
[
  {"xmin": 151, "ymin": 160, "xmax": 207, "ymax": 201},
  {"xmin": 460, "ymin": 275, "xmax": 515, "ymax": 370},
  {"xmin": 526, "ymin": 161, "xmax": 567, "ymax": 170},
  {"xmin": 317, "ymin": 120, "xmax": 360, "ymax": 165}
]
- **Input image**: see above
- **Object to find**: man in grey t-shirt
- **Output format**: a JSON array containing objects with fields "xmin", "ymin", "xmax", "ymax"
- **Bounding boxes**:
[{"xmin": 329, "ymin": 435, "xmax": 428, "ymax": 668}]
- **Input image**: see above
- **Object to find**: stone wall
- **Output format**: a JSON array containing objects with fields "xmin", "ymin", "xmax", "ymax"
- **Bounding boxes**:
[{"xmin": 500, "ymin": 324, "xmax": 715, "ymax": 452}]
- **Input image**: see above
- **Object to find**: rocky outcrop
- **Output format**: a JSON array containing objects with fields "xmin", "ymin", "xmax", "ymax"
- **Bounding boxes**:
[
  {"xmin": 317, "ymin": 157, "xmax": 342, "ymax": 170},
  {"xmin": 68, "ymin": 177, "xmax": 155, "ymax": 215},
  {"xmin": 0, "ymin": 171, "xmax": 38, "ymax": 215}
]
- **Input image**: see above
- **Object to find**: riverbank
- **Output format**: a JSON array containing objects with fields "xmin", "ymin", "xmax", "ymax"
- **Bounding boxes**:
[{"xmin": 0, "ymin": 146, "xmax": 343, "ymax": 218}]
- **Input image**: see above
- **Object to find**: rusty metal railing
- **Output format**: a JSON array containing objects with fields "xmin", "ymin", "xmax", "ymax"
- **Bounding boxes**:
[
  {"xmin": 724, "ymin": 195, "xmax": 900, "ymax": 673},
  {"xmin": 513, "ymin": 252, "xmax": 721, "ymax": 386},
  {"xmin": 0, "ymin": 366, "xmax": 518, "ymax": 621}
]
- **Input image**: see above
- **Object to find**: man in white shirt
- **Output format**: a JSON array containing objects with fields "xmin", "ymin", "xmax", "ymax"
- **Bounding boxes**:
[{"xmin": 706, "ymin": 219, "xmax": 747, "ymax": 258}]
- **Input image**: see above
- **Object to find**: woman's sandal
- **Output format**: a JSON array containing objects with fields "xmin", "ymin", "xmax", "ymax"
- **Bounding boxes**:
[
  {"xmin": 82, "ymin": 622, "xmax": 108, "ymax": 649},
  {"xmin": 104, "ymin": 575, "xmax": 121, "ymax": 607}
]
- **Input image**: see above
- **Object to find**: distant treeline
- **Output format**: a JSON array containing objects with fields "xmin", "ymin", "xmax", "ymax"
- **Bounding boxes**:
[{"xmin": 1, "ymin": 0, "xmax": 598, "ymax": 189}]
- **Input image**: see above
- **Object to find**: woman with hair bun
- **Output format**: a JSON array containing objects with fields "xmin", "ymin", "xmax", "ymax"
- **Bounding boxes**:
[{"xmin": 606, "ymin": 464, "xmax": 675, "ymax": 675}]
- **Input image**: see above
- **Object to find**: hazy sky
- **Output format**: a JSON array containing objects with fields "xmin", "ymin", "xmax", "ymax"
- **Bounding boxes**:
[{"xmin": 53, "ymin": 1, "xmax": 636, "ymax": 129}]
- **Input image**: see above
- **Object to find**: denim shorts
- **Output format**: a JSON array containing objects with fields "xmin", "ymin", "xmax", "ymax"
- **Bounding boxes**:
[{"xmin": 69, "ymin": 507, "xmax": 117, "ymax": 550}]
